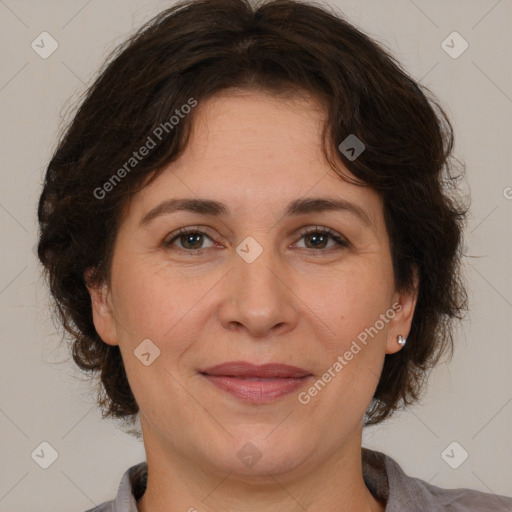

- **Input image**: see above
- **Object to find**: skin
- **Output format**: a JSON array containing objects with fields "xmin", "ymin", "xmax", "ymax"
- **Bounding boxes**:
[{"xmin": 88, "ymin": 89, "xmax": 418, "ymax": 512}]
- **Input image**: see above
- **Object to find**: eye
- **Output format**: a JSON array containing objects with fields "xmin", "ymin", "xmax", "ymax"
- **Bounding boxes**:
[
  {"xmin": 163, "ymin": 225, "xmax": 349, "ymax": 254},
  {"xmin": 164, "ymin": 228, "xmax": 216, "ymax": 252},
  {"xmin": 294, "ymin": 226, "xmax": 349, "ymax": 251}
]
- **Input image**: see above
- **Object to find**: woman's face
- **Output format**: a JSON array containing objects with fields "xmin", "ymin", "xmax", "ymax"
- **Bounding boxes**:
[{"xmin": 89, "ymin": 89, "xmax": 417, "ymax": 477}]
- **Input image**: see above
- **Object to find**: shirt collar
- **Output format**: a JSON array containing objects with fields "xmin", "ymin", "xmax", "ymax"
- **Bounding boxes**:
[{"xmin": 111, "ymin": 461, "xmax": 146, "ymax": 512}]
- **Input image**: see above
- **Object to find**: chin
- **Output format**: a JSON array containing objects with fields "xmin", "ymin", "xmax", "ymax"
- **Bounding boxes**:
[{"xmin": 210, "ymin": 426, "xmax": 312, "ymax": 477}]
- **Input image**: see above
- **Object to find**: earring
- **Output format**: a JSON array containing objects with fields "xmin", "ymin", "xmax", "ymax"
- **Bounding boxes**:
[{"xmin": 397, "ymin": 335, "xmax": 406, "ymax": 346}]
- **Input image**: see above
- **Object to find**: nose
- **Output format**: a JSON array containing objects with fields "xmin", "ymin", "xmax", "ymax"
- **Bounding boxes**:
[{"xmin": 218, "ymin": 244, "xmax": 299, "ymax": 339}]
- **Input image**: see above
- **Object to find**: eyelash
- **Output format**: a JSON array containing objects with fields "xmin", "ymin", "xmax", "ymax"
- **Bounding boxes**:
[{"xmin": 164, "ymin": 226, "xmax": 349, "ymax": 254}]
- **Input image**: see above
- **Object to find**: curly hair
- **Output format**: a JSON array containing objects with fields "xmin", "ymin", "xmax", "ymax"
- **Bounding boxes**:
[{"xmin": 37, "ymin": 0, "xmax": 469, "ymax": 428}]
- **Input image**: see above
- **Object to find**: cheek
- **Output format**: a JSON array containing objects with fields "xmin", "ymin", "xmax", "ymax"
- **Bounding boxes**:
[
  {"xmin": 306, "ymin": 264, "xmax": 393, "ymax": 348},
  {"xmin": 110, "ymin": 260, "xmax": 176, "ymax": 342},
  {"xmin": 111, "ymin": 259, "xmax": 216, "ymax": 349},
  {"xmin": 299, "ymin": 267, "xmax": 392, "ymax": 410},
  {"xmin": 111, "ymin": 241, "xmax": 393, "ymax": 361}
]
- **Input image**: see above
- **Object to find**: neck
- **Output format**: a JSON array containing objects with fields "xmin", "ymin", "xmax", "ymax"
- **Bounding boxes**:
[{"xmin": 136, "ymin": 421, "xmax": 385, "ymax": 512}]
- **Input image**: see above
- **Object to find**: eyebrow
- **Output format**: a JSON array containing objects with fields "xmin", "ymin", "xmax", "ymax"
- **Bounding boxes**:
[{"xmin": 139, "ymin": 196, "xmax": 373, "ymax": 228}]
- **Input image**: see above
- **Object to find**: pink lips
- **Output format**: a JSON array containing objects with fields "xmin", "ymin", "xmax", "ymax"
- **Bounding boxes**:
[{"xmin": 199, "ymin": 361, "xmax": 313, "ymax": 403}]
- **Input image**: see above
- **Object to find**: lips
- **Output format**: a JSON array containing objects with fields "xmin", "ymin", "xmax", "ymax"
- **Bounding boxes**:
[
  {"xmin": 199, "ymin": 361, "xmax": 312, "ymax": 379},
  {"xmin": 198, "ymin": 361, "xmax": 313, "ymax": 403}
]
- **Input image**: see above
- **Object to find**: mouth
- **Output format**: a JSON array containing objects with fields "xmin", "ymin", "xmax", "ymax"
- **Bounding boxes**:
[
  {"xmin": 198, "ymin": 361, "xmax": 313, "ymax": 403},
  {"xmin": 199, "ymin": 361, "xmax": 312, "ymax": 378}
]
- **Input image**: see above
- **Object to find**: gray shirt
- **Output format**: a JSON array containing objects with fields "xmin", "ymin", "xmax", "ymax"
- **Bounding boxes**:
[{"xmin": 84, "ymin": 448, "xmax": 512, "ymax": 511}]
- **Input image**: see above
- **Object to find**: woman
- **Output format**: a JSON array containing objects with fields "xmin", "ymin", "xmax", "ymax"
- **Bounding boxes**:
[{"xmin": 36, "ymin": 0, "xmax": 512, "ymax": 510}]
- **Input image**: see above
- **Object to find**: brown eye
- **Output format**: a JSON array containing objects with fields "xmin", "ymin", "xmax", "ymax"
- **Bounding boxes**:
[
  {"xmin": 296, "ymin": 227, "xmax": 349, "ymax": 250},
  {"xmin": 165, "ymin": 229, "xmax": 215, "ymax": 252}
]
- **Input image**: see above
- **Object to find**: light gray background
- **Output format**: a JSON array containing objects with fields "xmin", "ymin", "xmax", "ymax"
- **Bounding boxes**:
[{"xmin": 0, "ymin": 0, "xmax": 511, "ymax": 511}]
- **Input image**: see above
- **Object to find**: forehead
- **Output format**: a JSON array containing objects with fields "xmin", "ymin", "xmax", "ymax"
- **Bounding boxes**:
[
  {"xmin": 123, "ymin": 89, "xmax": 385, "ymax": 235},
  {"xmin": 184, "ymin": 88, "xmax": 328, "ymax": 178}
]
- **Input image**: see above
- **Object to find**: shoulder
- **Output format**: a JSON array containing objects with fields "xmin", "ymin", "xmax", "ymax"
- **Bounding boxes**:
[
  {"xmin": 393, "ymin": 473, "xmax": 512, "ymax": 511},
  {"xmin": 422, "ymin": 482, "xmax": 512, "ymax": 511},
  {"xmin": 364, "ymin": 448, "xmax": 512, "ymax": 511}
]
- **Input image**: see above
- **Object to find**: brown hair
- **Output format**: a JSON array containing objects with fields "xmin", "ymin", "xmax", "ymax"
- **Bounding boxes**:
[{"xmin": 37, "ymin": 0, "xmax": 469, "ymax": 427}]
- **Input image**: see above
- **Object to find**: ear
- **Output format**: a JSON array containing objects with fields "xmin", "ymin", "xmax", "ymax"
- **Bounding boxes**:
[
  {"xmin": 85, "ymin": 268, "xmax": 119, "ymax": 346},
  {"xmin": 385, "ymin": 266, "xmax": 419, "ymax": 355}
]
